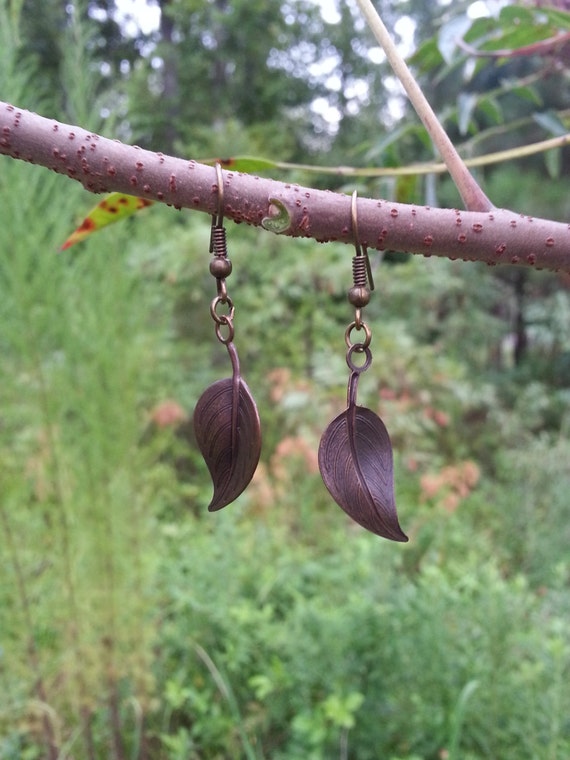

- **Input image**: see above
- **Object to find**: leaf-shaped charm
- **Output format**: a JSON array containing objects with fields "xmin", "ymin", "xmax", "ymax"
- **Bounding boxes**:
[
  {"xmin": 319, "ymin": 405, "xmax": 408, "ymax": 541},
  {"xmin": 193, "ymin": 375, "xmax": 261, "ymax": 511}
]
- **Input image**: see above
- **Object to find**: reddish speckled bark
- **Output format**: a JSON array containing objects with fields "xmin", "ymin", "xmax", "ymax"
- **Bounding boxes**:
[{"xmin": 2, "ymin": 100, "xmax": 570, "ymax": 272}]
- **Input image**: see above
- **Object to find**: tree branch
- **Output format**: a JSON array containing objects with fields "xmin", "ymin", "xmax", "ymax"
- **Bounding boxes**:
[{"xmin": 1, "ymin": 101, "xmax": 569, "ymax": 273}]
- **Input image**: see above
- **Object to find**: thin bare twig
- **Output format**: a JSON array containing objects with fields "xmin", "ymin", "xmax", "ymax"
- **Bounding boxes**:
[{"xmin": 353, "ymin": 0, "xmax": 493, "ymax": 212}]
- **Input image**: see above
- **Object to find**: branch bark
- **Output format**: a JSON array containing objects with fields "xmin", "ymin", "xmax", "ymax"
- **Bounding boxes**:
[{"xmin": 1, "ymin": 100, "xmax": 570, "ymax": 273}]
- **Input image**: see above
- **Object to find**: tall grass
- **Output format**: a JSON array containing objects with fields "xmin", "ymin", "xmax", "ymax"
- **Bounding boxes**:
[
  {"xmin": 0, "ymin": 6, "xmax": 165, "ymax": 756},
  {"xmin": 0, "ymin": 151, "xmax": 161, "ymax": 760}
]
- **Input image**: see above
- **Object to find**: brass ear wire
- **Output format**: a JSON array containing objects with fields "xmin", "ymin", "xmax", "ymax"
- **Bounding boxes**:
[
  {"xmin": 208, "ymin": 163, "xmax": 232, "ymax": 303},
  {"xmin": 351, "ymin": 190, "xmax": 374, "ymax": 292}
]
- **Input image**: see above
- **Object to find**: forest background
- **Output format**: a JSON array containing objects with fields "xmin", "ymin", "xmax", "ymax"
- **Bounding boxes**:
[{"xmin": 1, "ymin": 0, "xmax": 570, "ymax": 758}]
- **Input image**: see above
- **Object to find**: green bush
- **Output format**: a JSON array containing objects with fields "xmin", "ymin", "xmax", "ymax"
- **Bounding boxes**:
[{"xmin": 152, "ymin": 512, "xmax": 570, "ymax": 760}]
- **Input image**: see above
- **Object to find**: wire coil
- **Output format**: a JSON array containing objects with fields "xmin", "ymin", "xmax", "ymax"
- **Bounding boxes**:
[
  {"xmin": 352, "ymin": 255, "xmax": 367, "ymax": 287},
  {"xmin": 211, "ymin": 225, "xmax": 227, "ymax": 258}
]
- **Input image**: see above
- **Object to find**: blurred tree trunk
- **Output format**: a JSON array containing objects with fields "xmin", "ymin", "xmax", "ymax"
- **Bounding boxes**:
[{"xmin": 513, "ymin": 271, "xmax": 528, "ymax": 366}]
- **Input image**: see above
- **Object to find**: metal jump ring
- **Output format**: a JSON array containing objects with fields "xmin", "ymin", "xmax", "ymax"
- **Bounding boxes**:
[
  {"xmin": 210, "ymin": 295, "xmax": 235, "ymax": 325},
  {"xmin": 344, "ymin": 320, "xmax": 371, "ymax": 350},
  {"xmin": 346, "ymin": 344, "xmax": 372, "ymax": 373},
  {"xmin": 215, "ymin": 318, "xmax": 235, "ymax": 345}
]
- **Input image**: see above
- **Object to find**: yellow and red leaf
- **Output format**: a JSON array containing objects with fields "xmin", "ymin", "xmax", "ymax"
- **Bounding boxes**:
[{"xmin": 60, "ymin": 193, "xmax": 153, "ymax": 250}]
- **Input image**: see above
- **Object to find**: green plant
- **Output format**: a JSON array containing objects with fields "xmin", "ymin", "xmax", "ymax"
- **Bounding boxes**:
[{"xmin": 150, "ymin": 509, "xmax": 570, "ymax": 759}]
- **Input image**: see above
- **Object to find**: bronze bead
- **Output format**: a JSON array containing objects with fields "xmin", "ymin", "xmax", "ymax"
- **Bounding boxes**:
[
  {"xmin": 210, "ymin": 257, "xmax": 233, "ymax": 278},
  {"xmin": 348, "ymin": 285, "xmax": 370, "ymax": 307}
]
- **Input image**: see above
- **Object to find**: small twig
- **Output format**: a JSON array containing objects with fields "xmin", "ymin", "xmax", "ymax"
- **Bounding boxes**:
[
  {"xmin": 353, "ymin": 0, "xmax": 493, "ymax": 212},
  {"xmin": 277, "ymin": 133, "xmax": 570, "ymax": 176},
  {"xmin": 457, "ymin": 30, "xmax": 570, "ymax": 59}
]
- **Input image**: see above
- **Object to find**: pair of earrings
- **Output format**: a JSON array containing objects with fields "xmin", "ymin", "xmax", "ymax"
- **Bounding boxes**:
[{"xmin": 193, "ymin": 166, "xmax": 407, "ymax": 542}]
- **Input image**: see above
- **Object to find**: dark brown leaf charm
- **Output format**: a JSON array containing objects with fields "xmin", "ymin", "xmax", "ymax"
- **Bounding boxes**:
[
  {"xmin": 193, "ymin": 344, "xmax": 261, "ymax": 511},
  {"xmin": 319, "ymin": 402, "xmax": 408, "ymax": 542}
]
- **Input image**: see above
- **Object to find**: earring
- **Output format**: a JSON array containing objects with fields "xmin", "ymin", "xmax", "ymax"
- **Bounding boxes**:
[
  {"xmin": 318, "ymin": 191, "xmax": 408, "ymax": 541},
  {"xmin": 193, "ymin": 164, "xmax": 262, "ymax": 511}
]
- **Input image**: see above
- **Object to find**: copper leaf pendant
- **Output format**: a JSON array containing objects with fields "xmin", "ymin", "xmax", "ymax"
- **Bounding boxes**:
[
  {"xmin": 319, "ymin": 365, "xmax": 408, "ymax": 542},
  {"xmin": 193, "ymin": 343, "xmax": 261, "ymax": 511}
]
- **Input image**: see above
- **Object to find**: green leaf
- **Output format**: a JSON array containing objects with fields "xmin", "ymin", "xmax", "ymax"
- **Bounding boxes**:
[
  {"xmin": 477, "ymin": 95, "xmax": 503, "ymax": 126},
  {"xmin": 510, "ymin": 84, "xmax": 542, "ymax": 107},
  {"xmin": 533, "ymin": 110, "xmax": 568, "ymax": 137},
  {"xmin": 541, "ymin": 8, "xmax": 570, "ymax": 31},
  {"xmin": 207, "ymin": 155, "xmax": 278, "ymax": 173},
  {"xmin": 438, "ymin": 14, "xmax": 472, "ymax": 64},
  {"xmin": 464, "ymin": 17, "xmax": 496, "ymax": 45},
  {"xmin": 544, "ymin": 147, "xmax": 561, "ymax": 179},
  {"xmin": 484, "ymin": 6, "xmax": 553, "ymax": 50},
  {"xmin": 498, "ymin": 5, "xmax": 536, "ymax": 27},
  {"xmin": 364, "ymin": 123, "xmax": 424, "ymax": 163},
  {"xmin": 407, "ymin": 38, "xmax": 443, "ymax": 73},
  {"xmin": 60, "ymin": 193, "xmax": 153, "ymax": 250},
  {"xmin": 323, "ymin": 692, "xmax": 364, "ymax": 729},
  {"xmin": 457, "ymin": 93, "xmax": 478, "ymax": 136},
  {"xmin": 395, "ymin": 174, "xmax": 421, "ymax": 205}
]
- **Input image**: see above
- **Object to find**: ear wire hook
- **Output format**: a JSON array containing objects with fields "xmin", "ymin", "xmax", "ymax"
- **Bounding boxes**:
[
  {"xmin": 209, "ymin": 162, "xmax": 225, "ymax": 253},
  {"xmin": 208, "ymin": 163, "xmax": 231, "ymax": 302},
  {"xmin": 351, "ymin": 190, "xmax": 374, "ymax": 291}
]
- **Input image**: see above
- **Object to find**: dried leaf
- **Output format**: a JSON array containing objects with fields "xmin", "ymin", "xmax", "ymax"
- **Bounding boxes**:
[
  {"xmin": 319, "ymin": 405, "xmax": 408, "ymax": 541},
  {"xmin": 193, "ymin": 376, "xmax": 261, "ymax": 511}
]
